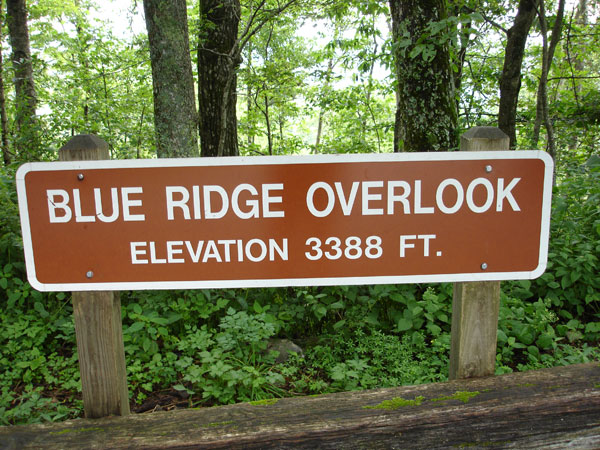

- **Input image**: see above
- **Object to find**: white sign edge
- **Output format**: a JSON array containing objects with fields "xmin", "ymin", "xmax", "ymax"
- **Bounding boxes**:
[{"xmin": 16, "ymin": 150, "xmax": 554, "ymax": 292}]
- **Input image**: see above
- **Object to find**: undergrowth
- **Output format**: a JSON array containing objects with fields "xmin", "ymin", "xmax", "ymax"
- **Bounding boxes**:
[{"xmin": 0, "ymin": 155, "xmax": 599, "ymax": 425}]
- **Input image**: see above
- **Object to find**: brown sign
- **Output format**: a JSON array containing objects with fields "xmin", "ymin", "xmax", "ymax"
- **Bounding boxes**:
[{"xmin": 16, "ymin": 152, "xmax": 553, "ymax": 291}]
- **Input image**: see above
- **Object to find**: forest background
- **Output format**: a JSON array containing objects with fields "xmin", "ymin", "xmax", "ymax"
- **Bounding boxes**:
[{"xmin": 0, "ymin": 0, "xmax": 599, "ymax": 425}]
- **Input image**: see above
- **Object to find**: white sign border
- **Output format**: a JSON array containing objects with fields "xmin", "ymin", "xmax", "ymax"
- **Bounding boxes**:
[{"xmin": 16, "ymin": 151, "xmax": 554, "ymax": 292}]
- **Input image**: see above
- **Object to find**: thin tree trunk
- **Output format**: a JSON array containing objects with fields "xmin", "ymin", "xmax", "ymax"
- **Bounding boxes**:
[
  {"xmin": 388, "ymin": 0, "xmax": 458, "ymax": 152},
  {"xmin": 6, "ymin": 0, "xmax": 38, "ymax": 158},
  {"xmin": 0, "ymin": 0, "xmax": 11, "ymax": 165},
  {"xmin": 565, "ymin": 0, "xmax": 588, "ymax": 152},
  {"xmin": 498, "ymin": 0, "xmax": 539, "ymax": 149},
  {"xmin": 198, "ymin": 0, "xmax": 240, "ymax": 157},
  {"xmin": 246, "ymin": 41, "xmax": 254, "ymax": 146},
  {"xmin": 264, "ymin": 94, "xmax": 272, "ymax": 155},
  {"xmin": 143, "ymin": 0, "xmax": 198, "ymax": 158},
  {"xmin": 532, "ymin": 0, "xmax": 565, "ymax": 154}
]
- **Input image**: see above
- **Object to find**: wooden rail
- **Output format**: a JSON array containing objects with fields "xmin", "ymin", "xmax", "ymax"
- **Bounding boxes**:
[{"xmin": 1, "ymin": 363, "xmax": 599, "ymax": 449}]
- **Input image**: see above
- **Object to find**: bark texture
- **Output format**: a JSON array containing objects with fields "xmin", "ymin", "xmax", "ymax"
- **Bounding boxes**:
[
  {"xmin": 198, "ymin": 0, "xmax": 241, "ymax": 157},
  {"xmin": 2, "ymin": 363, "xmax": 599, "ymax": 449},
  {"xmin": 6, "ymin": 0, "xmax": 38, "ymax": 156},
  {"xmin": 498, "ymin": 0, "xmax": 538, "ymax": 148},
  {"xmin": 143, "ymin": 0, "xmax": 199, "ymax": 158},
  {"xmin": 388, "ymin": 0, "xmax": 458, "ymax": 152}
]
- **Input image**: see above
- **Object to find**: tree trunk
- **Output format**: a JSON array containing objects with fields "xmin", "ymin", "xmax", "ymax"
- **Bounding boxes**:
[
  {"xmin": 498, "ymin": 0, "xmax": 538, "ymax": 149},
  {"xmin": 198, "ymin": 0, "xmax": 240, "ymax": 157},
  {"xmin": 0, "ymin": 0, "xmax": 11, "ymax": 165},
  {"xmin": 246, "ymin": 41, "xmax": 254, "ymax": 147},
  {"xmin": 565, "ymin": 0, "xmax": 587, "ymax": 152},
  {"xmin": 388, "ymin": 0, "xmax": 458, "ymax": 152},
  {"xmin": 6, "ymin": 0, "xmax": 38, "ymax": 158},
  {"xmin": 143, "ymin": 0, "xmax": 199, "ymax": 158},
  {"xmin": 532, "ymin": 0, "xmax": 565, "ymax": 159}
]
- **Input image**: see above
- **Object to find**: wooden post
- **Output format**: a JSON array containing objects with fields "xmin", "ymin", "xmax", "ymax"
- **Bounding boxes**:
[
  {"xmin": 59, "ymin": 134, "xmax": 130, "ymax": 418},
  {"xmin": 449, "ymin": 126, "xmax": 510, "ymax": 380}
]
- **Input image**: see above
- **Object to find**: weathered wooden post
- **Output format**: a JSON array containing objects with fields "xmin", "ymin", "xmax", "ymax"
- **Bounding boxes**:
[
  {"xmin": 449, "ymin": 126, "xmax": 510, "ymax": 380},
  {"xmin": 58, "ymin": 135, "xmax": 130, "ymax": 418}
]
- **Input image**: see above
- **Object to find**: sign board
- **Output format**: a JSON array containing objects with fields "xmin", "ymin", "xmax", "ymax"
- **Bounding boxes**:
[{"xmin": 16, "ymin": 152, "xmax": 553, "ymax": 291}]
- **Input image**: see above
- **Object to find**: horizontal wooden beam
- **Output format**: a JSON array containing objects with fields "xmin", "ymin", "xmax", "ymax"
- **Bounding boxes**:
[{"xmin": 2, "ymin": 363, "xmax": 599, "ymax": 449}]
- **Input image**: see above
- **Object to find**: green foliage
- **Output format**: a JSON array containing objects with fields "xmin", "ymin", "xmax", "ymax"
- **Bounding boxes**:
[
  {"xmin": 534, "ymin": 157, "xmax": 600, "ymax": 319},
  {"xmin": 290, "ymin": 328, "xmax": 449, "ymax": 394}
]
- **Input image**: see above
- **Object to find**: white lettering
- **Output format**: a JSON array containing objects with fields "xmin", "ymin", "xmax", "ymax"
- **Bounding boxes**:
[
  {"xmin": 418, "ymin": 234, "xmax": 436, "ymax": 257},
  {"xmin": 436, "ymin": 179, "xmax": 464, "ymax": 214},
  {"xmin": 246, "ymin": 239, "xmax": 268, "ymax": 262},
  {"xmin": 202, "ymin": 240, "xmax": 222, "ymax": 262},
  {"xmin": 497, "ymin": 178, "xmax": 521, "ymax": 211},
  {"xmin": 414, "ymin": 180, "xmax": 434, "ymax": 214},
  {"xmin": 166, "ymin": 241, "xmax": 184, "ymax": 263},
  {"xmin": 466, "ymin": 178, "xmax": 494, "ymax": 213},
  {"xmin": 306, "ymin": 182, "xmax": 335, "ymax": 217},
  {"xmin": 262, "ymin": 183, "xmax": 285, "ymax": 218},
  {"xmin": 334, "ymin": 182, "xmax": 359, "ymax": 215},
  {"xmin": 149, "ymin": 241, "xmax": 166, "ymax": 264},
  {"xmin": 185, "ymin": 241, "xmax": 204, "ymax": 263},
  {"xmin": 203, "ymin": 185, "xmax": 229, "ymax": 219},
  {"xmin": 218, "ymin": 239, "xmax": 236, "ymax": 262},
  {"xmin": 269, "ymin": 238, "xmax": 288, "ymax": 261},
  {"xmin": 362, "ymin": 181, "xmax": 384, "ymax": 215},
  {"xmin": 47, "ymin": 189, "xmax": 72, "ymax": 223},
  {"xmin": 122, "ymin": 187, "xmax": 145, "ymax": 221},
  {"xmin": 400, "ymin": 235, "xmax": 416, "ymax": 257},
  {"xmin": 94, "ymin": 187, "xmax": 119, "ymax": 223},
  {"xmin": 73, "ymin": 189, "xmax": 95, "ymax": 222},
  {"xmin": 232, "ymin": 184, "xmax": 259, "ymax": 219},
  {"xmin": 130, "ymin": 242, "xmax": 148, "ymax": 264},
  {"xmin": 166, "ymin": 186, "xmax": 191, "ymax": 220},
  {"xmin": 387, "ymin": 181, "xmax": 411, "ymax": 214}
]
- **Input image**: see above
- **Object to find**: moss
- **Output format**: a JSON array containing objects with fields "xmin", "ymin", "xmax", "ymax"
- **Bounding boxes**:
[
  {"xmin": 363, "ymin": 396, "xmax": 425, "ymax": 410},
  {"xmin": 248, "ymin": 398, "xmax": 278, "ymax": 406},
  {"xmin": 50, "ymin": 427, "xmax": 104, "ymax": 436},
  {"xmin": 594, "ymin": 383, "xmax": 600, "ymax": 389},
  {"xmin": 204, "ymin": 420, "xmax": 234, "ymax": 428},
  {"xmin": 431, "ymin": 391, "xmax": 480, "ymax": 404}
]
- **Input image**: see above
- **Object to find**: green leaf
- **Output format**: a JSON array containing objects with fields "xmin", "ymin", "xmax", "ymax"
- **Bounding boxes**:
[
  {"xmin": 396, "ymin": 318, "xmax": 412, "ymax": 332},
  {"xmin": 536, "ymin": 333, "xmax": 554, "ymax": 349},
  {"xmin": 426, "ymin": 323, "xmax": 441, "ymax": 336},
  {"xmin": 125, "ymin": 321, "xmax": 144, "ymax": 334},
  {"xmin": 34, "ymin": 301, "xmax": 49, "ymax": 318},
  {"xmin": 585, "ymin": 322, "xmax": 600, "ymax": 333},
  {"xmin": 0, "ymin": 278, "xmax": 7, "ymax": 289},
  {"xmin": 313, "ymin": 305, "xmax": 327, "ymax": 321},
  {"xmin": 216, "ymin": 298, "xmax": 229, "ymax": 310},
  {"xmin": 333, "ymin": 319, "xmax": 346, "ymax": 330},
  {"xmin": 497, "ymin": 329, "xmax": 507, "ymax": 343}
]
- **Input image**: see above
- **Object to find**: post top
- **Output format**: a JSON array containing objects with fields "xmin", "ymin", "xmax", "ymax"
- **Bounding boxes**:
[
  {"xmin": 461, "ymin": 126, "xmax": 508, "ymax": 141},
  {"xmin": 59, "ymin": 134, "xmax": 108, "ymax": 152},
  {"xmin": 58, "ymin": 134, "xmax": 110, "ymax": 161}
]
